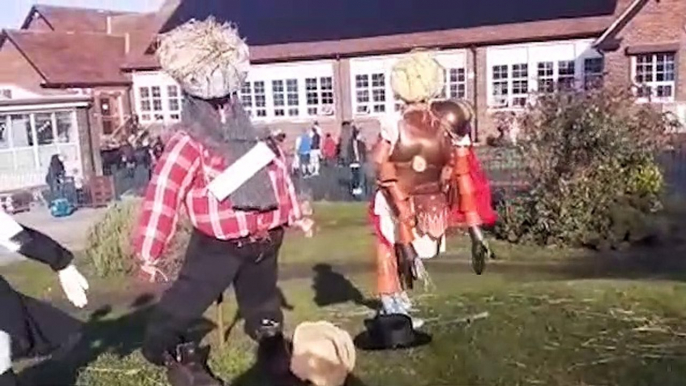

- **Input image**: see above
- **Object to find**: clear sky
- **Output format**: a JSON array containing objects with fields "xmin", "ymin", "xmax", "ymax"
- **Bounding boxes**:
[{"xmin": 0, "ymin": 0, "xmax": 165, "ymax": 29}]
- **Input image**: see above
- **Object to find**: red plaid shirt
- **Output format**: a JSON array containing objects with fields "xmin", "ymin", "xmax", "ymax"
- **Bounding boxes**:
[{"xmin": 134, "ymin": 131, "xmax": 302, "ymax": 263}]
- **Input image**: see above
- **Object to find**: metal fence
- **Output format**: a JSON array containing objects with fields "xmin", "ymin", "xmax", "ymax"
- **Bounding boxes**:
[{"xmin": 109, "ymin": 146, "xmax": 686, "ymax": 204}]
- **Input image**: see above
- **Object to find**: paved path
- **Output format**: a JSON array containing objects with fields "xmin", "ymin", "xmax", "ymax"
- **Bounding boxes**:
[{"xmin": 0, "ymin": 207, "xmax": 108, "ymax": 264}]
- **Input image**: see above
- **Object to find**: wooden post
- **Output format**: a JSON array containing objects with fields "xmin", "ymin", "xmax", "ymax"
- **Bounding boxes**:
[{"xmin": 216, "ymin": 293, "xmax": 225, "ymax": 348}]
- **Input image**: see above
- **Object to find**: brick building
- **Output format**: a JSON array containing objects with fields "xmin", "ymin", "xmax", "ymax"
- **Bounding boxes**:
[{"xmin": 0, "ymin": 0, "xmax": 684, "ymax": 193}]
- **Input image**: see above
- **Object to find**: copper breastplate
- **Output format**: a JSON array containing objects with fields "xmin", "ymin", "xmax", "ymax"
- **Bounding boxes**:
[{"xmin": 389, "ymin": 109, "xmax": 451, "ymax": 194}]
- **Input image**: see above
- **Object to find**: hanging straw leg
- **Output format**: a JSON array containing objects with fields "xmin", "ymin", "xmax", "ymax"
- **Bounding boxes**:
[{"xmin": 216, "ymin": 293, "xmax": 225, "ymax": 348}]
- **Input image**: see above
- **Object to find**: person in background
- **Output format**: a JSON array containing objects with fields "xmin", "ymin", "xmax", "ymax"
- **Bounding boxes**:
[
  {"xmin": 151, "ymin": 136, "xmax": 165, "ymax": 165},
  {"xmin": 338, "ymin": 121, "xmax": 353, "ymax": 166},
  {"xmin": 309, "ymin": 122, "xmax": 322, "ymax": 176},
  {"xmin": 45, "ymin": 154, "xmax": 66, "ymax": 201},
  {"xmin": 295, "ymin": 128, "xmax": 312, "ymax": 177},
  {"xmin": 120, "ymin": 135, "xmax": 136, "ymax": 178},
  {"xmin": 322, "ymin": 133, "xmax": 337, "ymax": 166},
  {"xmin": 348, "ymin": 128, "xmax": 367, "ymax": 197}
]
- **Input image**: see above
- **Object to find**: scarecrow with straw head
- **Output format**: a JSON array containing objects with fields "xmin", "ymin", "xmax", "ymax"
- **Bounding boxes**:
[
  {"xmin": 132, "ymin": 17, "xmax": 317, "ymax": 386},
  {"xmin": 368, "ymin": 49, "xmax": 498, "ymax": 329}
]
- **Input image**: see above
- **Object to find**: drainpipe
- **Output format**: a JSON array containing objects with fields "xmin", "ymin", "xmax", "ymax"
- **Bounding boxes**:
[{"xmin": 470, "ymin": 45, "xmax": 479, "ymax": 143}]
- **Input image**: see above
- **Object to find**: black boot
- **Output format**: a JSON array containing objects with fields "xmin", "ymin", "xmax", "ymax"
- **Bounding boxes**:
[
  {"xmin": 164, "ymin": 343, "xmax": 224, "ymax": 386},
  {"xmin": 254, "ymin": 321, "xmax": 305, "ymax": 386},
  {"xmin": 0, "ymin": 370, "xmax": 19, "ymax": 386}
]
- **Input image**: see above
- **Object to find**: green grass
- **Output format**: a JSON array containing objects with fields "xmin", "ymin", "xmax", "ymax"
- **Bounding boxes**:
[
  {"xmin": 4, "ymin": 202, "xmax": 686, "ymax": 385},
  {"xmin": 14, "ymin": 271, "xmax": 686, "ymax": 386}
]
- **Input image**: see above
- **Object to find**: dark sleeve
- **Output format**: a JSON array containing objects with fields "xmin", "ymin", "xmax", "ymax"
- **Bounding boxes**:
[{"xmin": 11, "ymin": 226, "xmax": 74, "ymax": 272}]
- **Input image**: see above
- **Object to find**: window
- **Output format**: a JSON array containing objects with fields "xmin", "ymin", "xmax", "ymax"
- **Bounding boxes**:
[
  {"xmin": 557, "ymin": 60, "xmax": 576, "ymax": 91},
  {"xmin": 55, "ymin": 112, "xmax": 73, "ymax": 143},
  {"xmin": 355, "ymin": 73, "xmax": 386, "ymax": 114},
  {"xmin": 537, "ymin": 62, "xmax": 555, "ymax": 93},
  {"xmin": 491, "ymin": 64, "xmax": 528, "ymax": 107},
  {"xmin": 633, "ymin": 53, "xmax": 676, "ymax": 101},
  {"xmin": 305, "ymin": 76, "xmax": 335, "ymax": 116},
  {"xmin": 511, "ymin": 64, "xmax": 529, "ymax": 107},
  {"xmin": 272, "ymin": 79, "xmax": 299, "ymax": 117},
  {"xmin": 0, "ymin": 112, "xmax": 77, "ymax": 174},
  {"xmin": 584, "ymin": 57, "xmax": 604, "ymax": 90},
  {"xmin": 167, "ymin": 85, "xmax": 183, "ymax": 120},
  {"xmin": 34, "ymin": 113, "xmax": 54, "ymax": 145},
  {"xmin": 10, "ymin": 114, "xmax": 32, "ymax": 147},
  {"xmin": 151, "ymin": 86, "xmax": 163, "ymax": 121},
  {"xmin": 444, "ymin": 68, "xmax": 467, "ymax": 99},
  {"xmin": 0, "ymin": 116, "xmax": 8, "ymax": 149},
  {"xmin": 537, "ymin": 61, "xmax": 576, "ymax": 93},
  {"xmin": 492, "ymin": 65, "xmax": 509, "ymax": 107},
  {"xmin": 0, "ymin": 89, "xmax": 11, "ymax": 99},
  {"xmin": 138, "ymin": 87, "xmax": 152, "ymax": 121},
  {"xmin": 286, "ymin": 79, "xmax": 299, "ymax": 116},
  {"xmin": 240, "ymin": 81, "xmax": 267, "ymax": 118}
]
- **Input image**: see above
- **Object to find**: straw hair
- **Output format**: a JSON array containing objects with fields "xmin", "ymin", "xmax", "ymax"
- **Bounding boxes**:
[
  {"xmin": 156, "ymin": 17, "xmax": 250, "ymax": 99},
  {"xmin": 391, "ymin": 49, "xmax": 445, "ymax": 103},
  {"xmin": 290, "ymin": 321, "xmax": 356, "ymax": 386}
]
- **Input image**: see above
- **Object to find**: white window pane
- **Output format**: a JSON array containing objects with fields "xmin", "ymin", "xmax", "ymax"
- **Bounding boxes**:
[
  {"xmin": 35, "ymin": 113, "xmax": 54, "ymax": 145},
  {"xmin": 38, "ymin": 144, "xmax": 59, "ymax": 169},
  {"xmin": 10, "ymin": 114, "xmax": 32, "ymax": 147},
  {"xmin": 0, "ymin": 151, "xmax": 13, "ymax": 172},
  {"xmin": 0, "ymin": 116, "xmax": 8, "ymax": 149},
  {"xmin": 55, "ymin": 111, "xmax": 75, "ymax": 144},
  {"xmin": 14, "ymin": 148, "xmax": 36, "ymax": 171}
]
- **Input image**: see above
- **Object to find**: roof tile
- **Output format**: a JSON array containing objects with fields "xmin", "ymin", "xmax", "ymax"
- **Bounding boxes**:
[
  {"xmin": 30, "ymin": 4, "xmax": 133, "ymax": 33},
  {"xmin": 6, "ymin": 30, "xmax": 128, "ymax": 85}
]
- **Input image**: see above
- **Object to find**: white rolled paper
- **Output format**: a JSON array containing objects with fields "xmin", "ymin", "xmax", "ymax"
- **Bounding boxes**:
[{"xmin": 207, "ymin": 142, "xmax": 277, "ymax": 202}]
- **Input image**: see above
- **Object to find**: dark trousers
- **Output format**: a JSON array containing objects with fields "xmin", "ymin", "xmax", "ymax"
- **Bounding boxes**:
[{"xmin": 142, "ymin": 227, "xmax": 285, "ymax": 366}]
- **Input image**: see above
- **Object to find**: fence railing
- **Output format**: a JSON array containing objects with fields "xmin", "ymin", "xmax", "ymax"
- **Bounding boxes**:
[{"xmin": 107, "ymin": 146, "xmax": 686, "ymax": 205}]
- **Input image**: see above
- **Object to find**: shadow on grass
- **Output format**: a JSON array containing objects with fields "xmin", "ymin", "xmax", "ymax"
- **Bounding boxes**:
[
  {"xmin": 18, "ymin": 293, "xmax": 215, "ymax": 386},
  {"xmin": 231, "ymin": 347, "xmax": 370, "ymax": 386},
  {"xmin": 311, "ymin": 264, "xmax": 379, "ymax": 310}
]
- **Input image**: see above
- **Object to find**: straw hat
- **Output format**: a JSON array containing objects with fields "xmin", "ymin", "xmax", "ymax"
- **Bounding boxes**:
[
  {"xmin": 289, "ymin": 321, "xmax": 356, "ymax": 386},
  {"xmin": 156, "ymin": 17, "xmax": 250, "ymax": 99},
  {"xmin": 391, "ymin": 49, "xmax": 445, "ymax": 104}
]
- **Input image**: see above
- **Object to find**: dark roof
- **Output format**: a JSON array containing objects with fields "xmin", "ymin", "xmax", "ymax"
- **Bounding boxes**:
[
  {"xmin": 160, "ymin": 0, "xmax": 620, "ymax": 45},
  {"xmin": 4, "ymin": 30, "xmax": 128, "ymax": 86},
  {"xmin": 21, "ymin": 4, "xmax": 134, "ymax": 33}
]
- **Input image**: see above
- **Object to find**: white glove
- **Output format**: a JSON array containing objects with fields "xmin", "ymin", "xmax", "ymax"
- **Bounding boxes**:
[
  {"xmin": 0, "ymin": 210, "xmax": 23, "ymax": 252},
  {"xmin": 295, "ymin": 218, "xmax": 315, "ymax": 238},
  {"xmin": 58, "ymin": 264, "xmax": 89, "ymax": 308}
]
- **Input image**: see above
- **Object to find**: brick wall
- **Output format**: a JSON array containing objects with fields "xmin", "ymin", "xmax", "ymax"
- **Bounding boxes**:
[{"xmin": 604, "ymin": 0, "xmax": 686, "ymax": 100}]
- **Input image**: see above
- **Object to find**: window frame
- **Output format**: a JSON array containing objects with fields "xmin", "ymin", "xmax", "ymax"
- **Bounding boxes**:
[
  {"xmin": 631, "ymin": 52, "xmax": 676, "ymax": 103},
  {"xmin": 487, "ymin": 40, "xmax": 604, "ymax": 110}
]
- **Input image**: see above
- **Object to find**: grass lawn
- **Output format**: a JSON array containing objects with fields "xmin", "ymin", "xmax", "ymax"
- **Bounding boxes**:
[{"xmin": 3, "ymin": 203, "xmax": 686, "ymax": 385}]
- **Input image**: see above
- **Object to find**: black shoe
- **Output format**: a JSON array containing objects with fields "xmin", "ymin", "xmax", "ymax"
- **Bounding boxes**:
[
  {"xmin": 471, "ymin": 241, "xmax": 487, "ymax": 275},
  {"xmin": 0, "ymin": 370, "xmax": 19, "ymax": 386},
  {"xmin": 164, "ymin": 343, "xmax": 224, "ymax": 386}
]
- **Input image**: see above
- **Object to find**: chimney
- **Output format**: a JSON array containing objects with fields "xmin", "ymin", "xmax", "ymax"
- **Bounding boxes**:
[
  {"xmin": 125, "ymin": 33, "xmax": 130, "ymax": 54},
  {"xmin": 106, "ymin": 15, "xmax": 111, "ymax": 34}
]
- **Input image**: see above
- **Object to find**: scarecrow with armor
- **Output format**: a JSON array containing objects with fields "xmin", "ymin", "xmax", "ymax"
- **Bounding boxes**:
[{"xmin": 369, "ymin": 50, "xmax": 497, "ymax": 328}]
